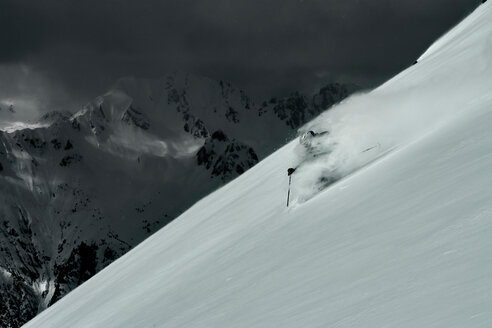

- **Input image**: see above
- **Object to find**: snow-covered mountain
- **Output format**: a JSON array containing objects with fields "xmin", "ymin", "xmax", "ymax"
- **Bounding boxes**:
[
  {"xmin": 20, "ymin": 2, "xmax": 492, "ymax": 327},
  {"xmin": 0, "ymin": 72, "xmax": 353, "ymax": 327}
]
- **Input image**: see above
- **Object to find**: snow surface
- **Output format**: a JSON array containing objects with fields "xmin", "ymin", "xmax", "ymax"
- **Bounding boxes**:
[{"xmin": 24, "ymin": 2, "xmax": 492, "ymax": 327}]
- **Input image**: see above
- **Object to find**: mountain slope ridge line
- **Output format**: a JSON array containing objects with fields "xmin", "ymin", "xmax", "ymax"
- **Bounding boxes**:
[{"xmin": 23, "ymin": 2, "xmax": 492, "ymax": 327}]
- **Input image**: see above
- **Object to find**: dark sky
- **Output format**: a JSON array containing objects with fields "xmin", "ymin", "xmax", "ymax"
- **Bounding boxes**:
[{"xmin": 0, "ymin": 0, "xmax": 481, "ymax": 120}]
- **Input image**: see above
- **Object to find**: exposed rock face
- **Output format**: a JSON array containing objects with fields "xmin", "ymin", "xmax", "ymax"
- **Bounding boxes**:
[
  {"xmin": 270, "ymin": 83, "xmax": 353, "ymax": 129},
  {"xmin": 0, "ymin": 72, "xmax": 356, "ymax": 327},
  {"xmin": 0, "ymin": 276, "xmax": 38, "ymax": 328},
  {"xmin": 49, "ymin": 242, "xmax": 120, "ymax": 306},
  {"xmin": 197, "ymin": 130, "xmax": 259, "ymax": 181},
  {"xmin": 121, "ymin": 106, "xmax": 150, "ymax": 130}
]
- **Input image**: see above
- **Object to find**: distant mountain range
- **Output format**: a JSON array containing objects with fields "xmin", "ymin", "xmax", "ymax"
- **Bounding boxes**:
[{"xmin": 0, "ymin": 71, "xmax": 356, "ymax": 327}]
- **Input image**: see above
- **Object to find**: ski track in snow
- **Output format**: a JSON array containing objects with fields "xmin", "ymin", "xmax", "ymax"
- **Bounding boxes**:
[{"xmin": 24, "ymin": 2, "xmax": 492, "ymax": 328}]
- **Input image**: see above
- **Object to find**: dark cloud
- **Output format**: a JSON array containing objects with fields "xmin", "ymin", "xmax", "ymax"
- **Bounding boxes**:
[{"xmin": 0, "ymin": 0, "xmax": 480, "ymax": 119}]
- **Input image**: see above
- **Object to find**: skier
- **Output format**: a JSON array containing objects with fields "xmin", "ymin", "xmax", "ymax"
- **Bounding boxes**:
[
  {"xmin": 289, "ymin": 130, "xmax": 329, "ymax": 176},
  {"xmin": 286, "ymin": 130, "xmax": 328, "ymax": 206},
  {"xmin": 299, "ymin": 130, "xmax": 328, "ymax": 150}
]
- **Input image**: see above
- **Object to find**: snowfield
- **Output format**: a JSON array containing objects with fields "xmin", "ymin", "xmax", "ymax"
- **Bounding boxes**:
[{"xmin": 24, "ymin": 2, "xmax": 492, "ymax": 327}]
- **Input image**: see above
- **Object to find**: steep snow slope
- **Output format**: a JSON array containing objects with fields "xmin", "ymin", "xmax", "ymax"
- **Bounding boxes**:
[{"xmin": 24, "ymin": 2, "xmax": 492, "ymax": 327}]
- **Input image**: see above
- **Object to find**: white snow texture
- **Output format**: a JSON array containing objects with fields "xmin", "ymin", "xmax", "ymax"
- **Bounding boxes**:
[{"xmin": 24, "ymin": 2, "xmax": 492, "ymax": 327}]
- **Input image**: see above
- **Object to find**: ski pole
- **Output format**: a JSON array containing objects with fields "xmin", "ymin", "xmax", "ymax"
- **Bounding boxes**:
[
  {"xmin": 362, "ymin": 142, "xmax": 381, "ymax": 153},
  {"xmin": 286, "ymin": 167, "xmax": 296, "ymax": 207},
  {"xmin": 287, "ymin": 175, "xmax": 292, "ymax": 207}
]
